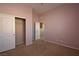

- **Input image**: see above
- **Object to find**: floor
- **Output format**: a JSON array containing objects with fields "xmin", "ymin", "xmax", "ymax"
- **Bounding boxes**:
[{"xmin": 0, "ymin": 40, "xmax": 79, "ymax": 56}]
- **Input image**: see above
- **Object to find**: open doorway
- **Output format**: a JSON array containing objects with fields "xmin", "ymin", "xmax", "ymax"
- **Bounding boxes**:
[
  {"xmin": 34, "ymin": 22, "xmax": 44, "ymax": 40},
  {"xmin": 15, "ymin": 17, "xmax": 26, "ymax": 47},
  {"xmin": 40, "ymin": 22, "xmax": 44, "ymax": 39}
]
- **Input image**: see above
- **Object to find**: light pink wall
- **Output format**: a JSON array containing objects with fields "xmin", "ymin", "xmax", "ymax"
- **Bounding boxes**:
[
  {"xmin": 40, "ymin": 4, "xmax": 79, "ymax": 50},
  {"xmin": 32, "ymin": 10, "xmax": 39, "ymax": 22},
  {"xmin": 0, "ymin": 4, "xmax": 33, "ymax": 45}
]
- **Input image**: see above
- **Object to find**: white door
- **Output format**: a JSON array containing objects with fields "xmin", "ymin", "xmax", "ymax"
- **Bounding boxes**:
[
  {"xmin": 0, "ymin": 13, "xmax": 15, "ymax": 52},
  {"xmin": 35, "ymin": 22, "xmax": 40, "ymax": 40}
]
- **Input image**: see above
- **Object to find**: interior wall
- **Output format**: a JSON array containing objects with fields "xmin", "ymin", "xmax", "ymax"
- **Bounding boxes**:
[
  {"xmin": 0, "ymin": 4, "xmax": 33, "ymax": 46},
  {"xmin": 40, "ymin": 4, "xmax": 79, "ymax": 50}
]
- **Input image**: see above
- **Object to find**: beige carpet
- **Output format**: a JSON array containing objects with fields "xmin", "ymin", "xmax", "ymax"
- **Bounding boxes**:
[{"xmin": 0, "ymin": 40, "xmax": 79, "ymax": 56}]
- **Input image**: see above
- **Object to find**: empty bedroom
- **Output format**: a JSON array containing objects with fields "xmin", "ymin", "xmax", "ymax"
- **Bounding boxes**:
[{"xmin": 0, "ymin": 3, "xmax": 79, "ymax": 56}]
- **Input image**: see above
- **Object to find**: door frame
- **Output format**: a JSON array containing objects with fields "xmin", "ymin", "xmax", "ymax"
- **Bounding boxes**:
[{"xmin": 15, "ymin": 17, "xmax": 26, "ymax": 47}]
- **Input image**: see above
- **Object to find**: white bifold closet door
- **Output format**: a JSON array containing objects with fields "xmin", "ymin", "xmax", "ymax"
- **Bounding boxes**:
[{"xmin": 0, "ymin": 13, "xmax": 15, "ymax": 52}]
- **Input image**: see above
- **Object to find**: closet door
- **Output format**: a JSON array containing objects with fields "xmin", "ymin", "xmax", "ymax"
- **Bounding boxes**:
[{"xmin": 0, "ymin": 13, "xmax": 15, "ymax": 52}]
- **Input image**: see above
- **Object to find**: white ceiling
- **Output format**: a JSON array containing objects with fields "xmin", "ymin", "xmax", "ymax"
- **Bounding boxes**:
[
  {"xmin": 0, "ymin": 3, "xmax": 63, "ymax": 14},
  {"xmin": 28, "ymin": 3, "xmax": 63, "ymax": 14}
]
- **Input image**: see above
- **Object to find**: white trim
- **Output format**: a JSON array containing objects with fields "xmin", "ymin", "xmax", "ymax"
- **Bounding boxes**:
[{"xmin": 43, "ymin": 39, "xmax": 79, "ymax": 50}]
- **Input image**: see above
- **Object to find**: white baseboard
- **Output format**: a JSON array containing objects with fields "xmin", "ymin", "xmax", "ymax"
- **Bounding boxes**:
[{"xmin": 42, "ymin": 39, "xmax": 79, "ymax": 51}]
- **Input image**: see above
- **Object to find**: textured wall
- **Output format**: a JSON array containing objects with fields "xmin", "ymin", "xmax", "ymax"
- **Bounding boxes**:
[{"xmin": 40, "ymin": 4, "xmax": 79, "ymax": 50}]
